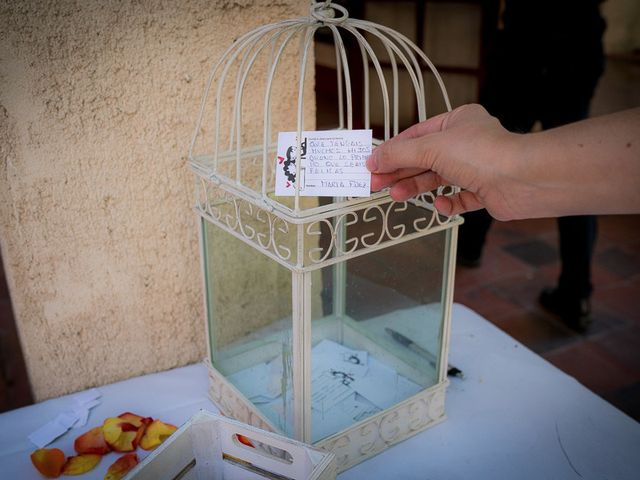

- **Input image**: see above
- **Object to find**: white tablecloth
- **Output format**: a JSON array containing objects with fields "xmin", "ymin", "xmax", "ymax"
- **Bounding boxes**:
[{"xmin": 1, "ymin": 304, "xmax": 638, "ymax": 479}]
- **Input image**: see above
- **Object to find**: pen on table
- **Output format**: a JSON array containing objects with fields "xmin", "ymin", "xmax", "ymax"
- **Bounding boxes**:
[{"xmin": 385, "ymin": 327, "xmax": 464, "ymax": 379}]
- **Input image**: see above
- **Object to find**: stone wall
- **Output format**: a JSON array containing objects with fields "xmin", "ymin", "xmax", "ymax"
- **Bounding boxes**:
[{"xmin": 0, "ymin": 0, "xmax": 311, "ymax": 400}]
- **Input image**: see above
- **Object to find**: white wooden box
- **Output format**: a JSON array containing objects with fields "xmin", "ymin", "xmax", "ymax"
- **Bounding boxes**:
[{"xmin": 126, "ymin": 410, "xmax": 335, "ymax": 480}]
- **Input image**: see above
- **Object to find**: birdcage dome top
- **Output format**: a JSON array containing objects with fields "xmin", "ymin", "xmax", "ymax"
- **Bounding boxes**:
[{"xmin": 189, "ymin": 0, "xmax": 451, "ymax": 222}]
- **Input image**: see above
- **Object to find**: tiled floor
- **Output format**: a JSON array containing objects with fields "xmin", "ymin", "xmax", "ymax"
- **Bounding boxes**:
[{"xmin": 454, "ymin": 215, "xmax": 640, "ymax": 421}]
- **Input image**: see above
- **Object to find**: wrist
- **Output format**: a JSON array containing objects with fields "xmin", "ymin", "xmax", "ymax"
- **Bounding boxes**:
[
  {"xmin": 506, "ymin": 130, "xmax": 573, "ymax": 219},
  {"xmin": 493, "ymin": 131, "xmax": 542, "ymax": 220}
]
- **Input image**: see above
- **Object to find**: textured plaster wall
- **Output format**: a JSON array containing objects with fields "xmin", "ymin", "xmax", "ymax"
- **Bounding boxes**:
[{"xmin": 0, "ymin": 0, "xmax": 311, "ymax": 401}]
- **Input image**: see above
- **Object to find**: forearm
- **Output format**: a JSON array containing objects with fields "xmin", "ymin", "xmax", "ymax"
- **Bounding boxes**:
[
  {"xmin": 512, "ymin": 108, "xmax": 640, "ymax": 218},
  {"xmin": 369, "ymin": 105, "xmax": 640, "ymax": 220}
]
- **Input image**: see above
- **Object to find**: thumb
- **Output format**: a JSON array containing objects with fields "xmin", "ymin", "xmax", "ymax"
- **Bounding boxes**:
[
  {"xmin": 434, "ymin": 191, "xmax": 484, "ymax": 216},
  {"xmin": 367, "ymin": 134, "xmax": 439, "ymax": 174}
]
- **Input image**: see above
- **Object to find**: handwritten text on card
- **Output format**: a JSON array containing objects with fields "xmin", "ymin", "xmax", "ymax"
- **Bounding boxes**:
[{"xmin": 275, "ymin": 129, "xmax": 372, "ymax": 197}]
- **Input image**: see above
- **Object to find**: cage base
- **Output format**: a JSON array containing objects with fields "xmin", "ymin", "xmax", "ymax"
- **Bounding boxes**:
[{"xmin": 206, "ymin": 359, "xmax": 448, "ymax": 472}]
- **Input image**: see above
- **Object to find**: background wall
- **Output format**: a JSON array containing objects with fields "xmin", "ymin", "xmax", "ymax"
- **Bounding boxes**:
[
  {"xmin": 602, "ymin": 0, "xmax": 640, "ymax": 55},
  {"xmin": 0, "ymin": 0, "xmax": 310, "ymax": 401}
]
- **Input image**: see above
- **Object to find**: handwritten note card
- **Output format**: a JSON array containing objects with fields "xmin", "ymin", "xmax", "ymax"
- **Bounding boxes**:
[{"xmin": 275, "ymin": 129, "xmax": 372, "ymax": 197}]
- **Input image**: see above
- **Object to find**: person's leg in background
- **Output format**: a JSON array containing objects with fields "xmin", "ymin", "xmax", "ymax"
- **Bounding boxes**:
[
  {"xmin": 459, "ymin": 0, "xmax": 605, "ymax": 331},
  {"xmin": 538, "ymin": 215, "xmax": 597, "ymax": 329},
  {"xmin": 457, "ymin": 31, "xmax": 537, "ymax": 267},
  {"xmin": 522, "ymin": 0, "xmax": 605, "ymax": 330},
  {"xmin": 538, "ymin": 85, "xmax": 601, "ymax": 330},
  {"xmin": 457, "ymin": 210, "xmax": 493, "ymax": 267}
]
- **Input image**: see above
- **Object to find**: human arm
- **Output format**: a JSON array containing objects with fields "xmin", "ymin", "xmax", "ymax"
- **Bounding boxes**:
[{"xmin": 366, "ymin": 104, "xmax": 640, "ymax": 220}]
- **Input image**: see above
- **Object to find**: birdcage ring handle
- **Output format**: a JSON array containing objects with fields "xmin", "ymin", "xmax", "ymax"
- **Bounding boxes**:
[{"xmin": 310, "ymin": 1, "xmax": 349, "ymax": 24}]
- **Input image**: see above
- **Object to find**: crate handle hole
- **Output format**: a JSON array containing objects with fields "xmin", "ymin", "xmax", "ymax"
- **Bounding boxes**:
[{"xmin": 232, "ymin": 433, "xmax": 294, "ymax": 464}]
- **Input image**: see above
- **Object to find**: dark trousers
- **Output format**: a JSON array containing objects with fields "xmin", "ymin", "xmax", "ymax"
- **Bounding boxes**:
[
  {"xmin": 459, "ymin": 41, "xmax": 602, "ymax": 299},
  {"xmin": 459, "ymin": 212, "xmax": 596, "ymax": 298}
]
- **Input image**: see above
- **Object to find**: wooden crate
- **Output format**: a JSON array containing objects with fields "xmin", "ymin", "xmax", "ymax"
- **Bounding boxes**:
[{"xmin": 127, "ymin": 410, "xmax": 335, "ymax": 480}]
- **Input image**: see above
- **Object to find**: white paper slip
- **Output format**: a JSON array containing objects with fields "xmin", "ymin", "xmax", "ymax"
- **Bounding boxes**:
[
  {"xmin": 28, "ymin": 388, "xmax": 102, "ymax": 448},
  {"xmin": 275, "ymin": 129, "xmax": 372, "ymax": 197},
  {"xmin": 311, "ymin": 393, "xmax": 381, "ymax": 442}
]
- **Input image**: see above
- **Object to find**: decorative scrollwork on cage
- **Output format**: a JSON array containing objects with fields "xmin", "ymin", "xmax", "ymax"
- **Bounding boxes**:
[
  {"xmin": 302, "ymin": 196, "xmax": 457, "ymax": 267},
  {"xmin": 197, "ymin": 190, "xmax": 296, "ymax": 266},
  {"xmin": 314, "ymin": 381, "xmax": 448, "ymax": 471},
  {"xmin": 195, "ymin": 176, "xmax": 460, "ymax": 271}
]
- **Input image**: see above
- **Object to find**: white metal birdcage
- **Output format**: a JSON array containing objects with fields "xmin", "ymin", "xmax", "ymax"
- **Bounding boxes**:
[{"xmin": 190, "ymin": 1, "xmax": 462, "ymax": 471}]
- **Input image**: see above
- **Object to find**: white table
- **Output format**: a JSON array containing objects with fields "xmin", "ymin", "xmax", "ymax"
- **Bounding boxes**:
[{"xmin": 1, "ymin": 304, "xmax": 638, "ymax": 479}]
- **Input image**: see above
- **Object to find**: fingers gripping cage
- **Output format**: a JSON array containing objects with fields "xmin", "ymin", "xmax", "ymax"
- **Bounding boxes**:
[{"xmin": 189, "ymin": 0, "xmax": 455, "ymax": 221}]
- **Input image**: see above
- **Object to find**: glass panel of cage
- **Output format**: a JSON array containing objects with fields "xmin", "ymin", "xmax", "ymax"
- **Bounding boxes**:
[
  {"xmin": 202, "ymin": 219, "xmax": 296, "ymax": 437},
  {"xmin": 309, "ymin": 230, "xmax": 448, "ymax": 442}
]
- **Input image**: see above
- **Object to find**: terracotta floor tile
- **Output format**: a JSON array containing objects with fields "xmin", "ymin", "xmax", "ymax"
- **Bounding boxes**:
[
  {"xmin": 590, "ymin": 263, "xmax": 627, "ymax": 290},
  {"xmin": 454, "ymin": 285, "xmax": 522, "ymax": 322},
  {"xmin": 484, "ymin": 230, "xmax": 518, "ymax": 249},
  {"xmin": 503, "ymin": 239, "xmax": 559, "ymax": 267},
  {"xmin": 534, "ymin": 262, "xmax": 562, "ymax": 279},
  {"xmin": 532, "ymin": 255, "xmax": 630, "ymax": 304},
  {"xmin": 595, "ymin": 277, "xmax": 640, "ymax": 322},
  {"xmin": 596, "ymin": 246, "xmax": 640, "ymax": 279},
  {"xmin": 603, "ymin": 382, "xmax": 640, "ymax": 422},
  {"xmin": 543, "ymin": 342, "xmax": 638, "ymax": 396},
  {"xmin": 583, "ymin": 303, "xmax": 629, "ymax": 337},
  {"xmin": 487, "ymin": 268, "xmax": 557, "ymax": 311},
  {"xmin": 454, "ymin": 246, "xmax": 532, "ymax": 293},
  {"xmin": 597, "ymin": 215, "xmax": 640, "ymax": 245},
  {"xmin": 489, "ymin": 223, "xmax": 557, "ymax": 253},
  {"xmin": 491, "ymin": 310, "xmax": 579, "ymax": 354},
  {"xmin": 629, "ymin": 241, "xmax": 640, "ymax": 258},
  {"xmin": 593, "ymin": 326, "xmax": 640, "ymax": 375},
  {"xmin": 493, "ymin": 217, "xmax": 557, "ymax": 237}
]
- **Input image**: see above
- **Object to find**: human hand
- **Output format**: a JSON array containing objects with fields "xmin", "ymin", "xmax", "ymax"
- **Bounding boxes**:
[{"xmin": 366, "ymin": 104, "xmax": 526, "ymax": 221}]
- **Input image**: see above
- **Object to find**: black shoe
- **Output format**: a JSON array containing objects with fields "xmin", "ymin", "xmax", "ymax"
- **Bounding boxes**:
[{"xmin": 539, "ymin": 287, "xmax": 592, "ymax": 332}]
